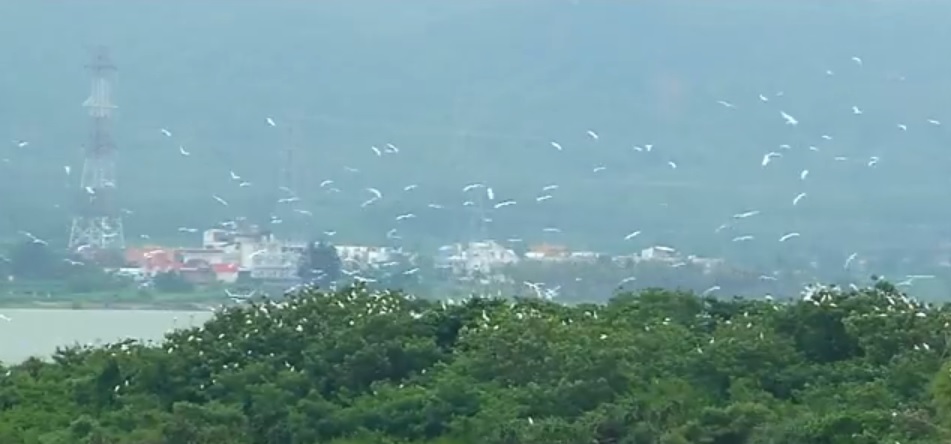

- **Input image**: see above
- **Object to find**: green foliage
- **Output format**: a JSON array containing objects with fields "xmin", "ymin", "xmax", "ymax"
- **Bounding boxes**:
[
  {"xmin": 298, "ymin": 241, "xmax": 342, "ymax": 287},
  {"xmin": 4, "ymin": 282, "xmax": 951, "ymax": 442},
  {"xmin": 152, "ymin": 271, "xmax": 194, "ymax": 294},
  {"xmin": 2, "ymin": 241, "xmax": 128, "ymax": 295},
  {"xmin": 9, "ymin": 240, "xmax": 63, "ymax": 280}
]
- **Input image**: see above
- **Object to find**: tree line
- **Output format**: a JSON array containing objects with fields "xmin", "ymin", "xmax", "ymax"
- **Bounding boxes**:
[{"xmin": 2, "ymin": 281, "xmax": 951, "ymax": 442}]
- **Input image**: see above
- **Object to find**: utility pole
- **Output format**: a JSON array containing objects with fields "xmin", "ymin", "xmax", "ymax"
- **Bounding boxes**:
[{"xmin": 68, "ymin": 46, "xmax": 125, "ymax": 252}]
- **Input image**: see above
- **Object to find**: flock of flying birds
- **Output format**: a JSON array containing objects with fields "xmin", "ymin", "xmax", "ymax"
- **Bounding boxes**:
[
  {"xmin": 171, "ymin": 57, "xmax": 938, "ymax": 276},
  {"xmin": 2, "ymin": 53, "xmax": 948, "ymax": 295}
]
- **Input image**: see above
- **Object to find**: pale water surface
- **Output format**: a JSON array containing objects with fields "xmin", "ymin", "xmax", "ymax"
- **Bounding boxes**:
[{"xmin": 0, "ymin": 309, "xmax": 214, "ymax": 364}]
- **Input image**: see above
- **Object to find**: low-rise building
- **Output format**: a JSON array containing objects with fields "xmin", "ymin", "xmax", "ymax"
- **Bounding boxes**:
[
  {"xmin": 524, "ymin": 244, "xmax": 570, "ymax": 262},
  {"xmin": 569, "ymin": 251, "xmax": 602, "ymax": 263},
  {"xmin": 125, "ymin": 246, "xmax": 181, "ymax": 275},
  {"xmin": 640, "ymin": 246, "xmax": 679, "ymax": 261},
  {"xmin": 436, "ymin": 240, "xmax": 519, "ymax": 277},
  {"xmin": 335, "ymin": 245, "xmax": 396, "ymax": 269},
  {"xmin": 213, "ymin": 263, "xmax": 240, "ymax": 283},
  {"xmin": 249, "ymin": 247, "xmax": 300, "ymax": 281},
  {"xmin": 178, "ymin": 248, "xmax": 235, "ymax": 267}
]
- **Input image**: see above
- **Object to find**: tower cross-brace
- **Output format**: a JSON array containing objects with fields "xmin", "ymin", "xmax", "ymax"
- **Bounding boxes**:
[{"xmin": 68, "ymin": 47, "xmax": 125, "ymax": 251}]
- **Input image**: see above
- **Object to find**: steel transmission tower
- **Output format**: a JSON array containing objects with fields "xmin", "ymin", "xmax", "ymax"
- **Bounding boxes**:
[
  {"xmin": 470, "ymin": 189, "xmax": 490, "ymax": 241},
  {"xmin": 68, "ymin": 47, "xmax": 125, "ymax": 251},
  {"xmin": 267, "ymin": 125, "xmax": 300, "ymax": 232},
  {"xmin": 279, "ymin": 126, "xmax": 298, "ymax": 196}
]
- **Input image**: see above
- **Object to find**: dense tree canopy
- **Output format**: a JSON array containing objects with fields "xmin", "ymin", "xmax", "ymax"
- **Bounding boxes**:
[
  {"xmin": 152, "ymin": 271, "xmax": 195, "ymax": 294},
  {"xmin": 8, "ymin": 240, "xmax": 63, "ymax": 280},
  {"xmin": 0, "ymin": 241, "xmax": 128, "ymax": 294},
  {"xmin": 3, "ymin": 282, "xmax": 951, "ymax": 443},
  {"xmin": 298, "ymin": 241, "xmax": 343, "ymax": 288}
]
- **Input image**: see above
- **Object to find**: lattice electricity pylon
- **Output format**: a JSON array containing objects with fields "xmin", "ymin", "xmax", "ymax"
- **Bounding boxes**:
[{"xmin": 68, "ymin": 47, "xmax": 125, "ymax": 252}]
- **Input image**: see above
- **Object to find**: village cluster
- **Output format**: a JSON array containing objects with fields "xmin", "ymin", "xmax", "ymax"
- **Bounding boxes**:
[{"xmin": 117, "ymin": 225, "xmax": 727, "ymax": 287}]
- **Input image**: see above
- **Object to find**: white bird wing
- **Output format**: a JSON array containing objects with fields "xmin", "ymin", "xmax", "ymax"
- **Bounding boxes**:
[
  {"xmin": 780, "ymin": 111, "xmax": 798, "ymax": 125},
  {"xmin": 779, "ymin": 232, "xmax": 800, "ymax": 242}
]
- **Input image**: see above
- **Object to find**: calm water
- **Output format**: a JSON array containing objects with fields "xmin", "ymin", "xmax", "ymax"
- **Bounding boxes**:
[{"xmin": 0, "ymin": 309, "xmax": 215, "ymax": 364}]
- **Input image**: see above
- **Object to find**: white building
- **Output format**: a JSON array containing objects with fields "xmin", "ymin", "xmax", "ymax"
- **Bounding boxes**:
[
  {"xmin": 436, "ymin": 241, "xmax": 519, "ymax": 276},
  {"xmin": 201, "ymin": 227, "xmax": 303, "ymax": 281},
  {"xmin": 249, "ymin": 248, "xmax": 300, "ymax": 280},
  {"xmin": 569, "ymin": 251, "xmax": 601, "ymax": 263},
  {"xmin": 335, "ymin": 245, "xmax": 396, "ymax": 269},
  {"xmin": 640, "ymin": 246, "xmax": 679, "ymax": 261}
]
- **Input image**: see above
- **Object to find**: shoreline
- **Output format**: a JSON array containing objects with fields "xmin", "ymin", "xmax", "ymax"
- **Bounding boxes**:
[{"xmin": 0, "ymin": 300, "xmax": 217, "ymax": 311}]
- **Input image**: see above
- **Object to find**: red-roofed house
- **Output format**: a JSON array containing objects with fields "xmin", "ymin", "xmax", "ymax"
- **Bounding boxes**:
[
  {"xmin": 125, "ymin": 246, "xmax": 182, "ymax": 275},
  {"xmin": 213, "ymin": 263, "xmax": 240, "ymax": 284}
]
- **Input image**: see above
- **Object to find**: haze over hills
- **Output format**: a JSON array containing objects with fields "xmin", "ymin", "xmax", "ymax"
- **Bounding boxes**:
[{"xmin": 1, "ymin": 1, "xmax": 950, "ymax": 283}]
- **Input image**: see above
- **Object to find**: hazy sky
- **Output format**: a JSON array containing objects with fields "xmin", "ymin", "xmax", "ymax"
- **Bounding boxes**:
[{"xmin": 1, "ymin": 1, "xmax": 949, "ymax": 267}]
